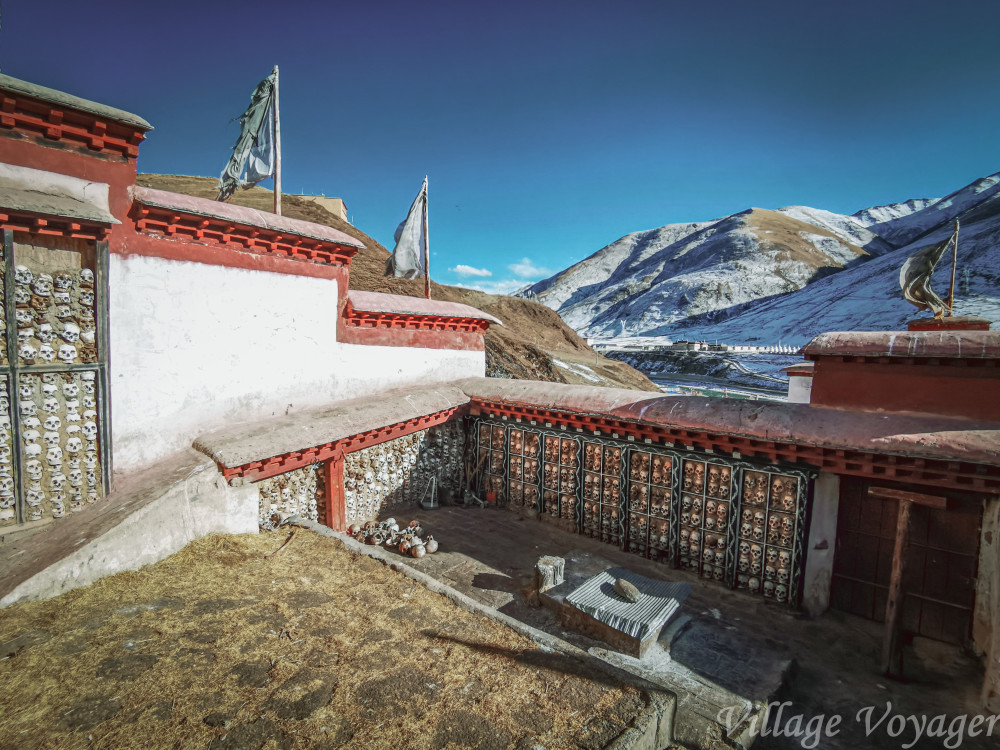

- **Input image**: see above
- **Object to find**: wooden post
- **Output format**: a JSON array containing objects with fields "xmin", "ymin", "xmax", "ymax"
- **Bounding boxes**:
[
  {"xmin": 881, "ymin": 497, "xmax": 912, "ymax": 676},
  {"xmin": 272, "ymin": 65, "xmax": 281, "ymax": 217},
  {"xmin": 423, "ymin": 176, "xmax": 430, "ymax": 299},
  {"xmin": 323, "ymin": 451, "xmax": 345, "ymax": 531},
  {"xmin": 869, "ymin": 486, "xmax": 947, "ymax": 677},
  {"xmin": 947, "ymin": 219, "xmax": 959, "ymax": 315}
]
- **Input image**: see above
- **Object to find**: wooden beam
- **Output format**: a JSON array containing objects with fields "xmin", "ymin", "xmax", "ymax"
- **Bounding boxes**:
[
  {"xmin": 881, "ymin": 497, "xmax": 913, "ymax": 677},
  {"xmin": 868, "ymin": 486, "xmax": 948, "ymax": 509}
]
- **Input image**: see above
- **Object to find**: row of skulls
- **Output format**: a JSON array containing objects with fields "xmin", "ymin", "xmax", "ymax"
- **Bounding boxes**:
[
  {"xmin": 682, "ymin": 460, "xmax": 732, "ymax": 499},
  {"xmin": 744, "ymin": 472, "xmax": 798, "ymax": 511},
  {"xmin": 350, "ymin": 517, "xmax": 439, "ymax": 559},
  {"xmin": 257, "ymin": 465, "xmax": 323, "ymax": 529},
  {"xmin": 0, "ymin": 372, "xmax": 102, "ymax": 523},
  {"xmin": 630, "ymin": 452, "xmax": 672, "ymax": 486},
  {"xmin": 10, "ymin": 264, "xmax": 98, "ymax": 367}
]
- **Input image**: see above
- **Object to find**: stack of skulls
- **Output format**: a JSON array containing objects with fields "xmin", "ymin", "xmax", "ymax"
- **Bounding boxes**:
[{"xmin": 349, "ymin": 518, "xmax": 439, "ymax": 559}]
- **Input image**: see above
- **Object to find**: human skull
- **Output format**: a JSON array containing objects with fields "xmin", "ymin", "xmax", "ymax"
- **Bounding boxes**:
[
  {"xmin": 80, "ymin": 289, "xmax": 96, "ymax": 307},
  {"xmin": 14, "ymin": 265, "xmax": 33, "ymax": 286},
  {"xmin": 23, "ymin": 443, "xmax": 41, "ymax": 460},
  {"xmin": 82, "ymin": 421, "xmax": 98, "ymax": 441},
  {"xmin": 57, "ymin": 344, "xmax": 76, "ymax": 363},
  {"xmin": 15, "ymin": 308, "xmax": 33, "ymax": 326},
  {"xmin": 779, "ymin": 550, "xmax": 791, "ymax": 568},
  {"xmin": 32, "ymin": 274, "xmax": 53, "ymax": 297},
  {"xmin": 66, "ymin": 437, "xmax": 83, "ymax": 454},
  {"xmin": 18, "ymin": 401, "xmax": 36, "ymax": 418},
  {"xmin": 53, "ymin": 291, "xmax": 71, "ymax": 305},
  {"xmin": 61, "ymin": 323, "xmax": 80, "ymax": 343},
  {"xmin": 79, "ymin": 268, "xmax": 95, "ymax": 287},
  {"xmin": 55, "ymin": 305, "xmax": 73, "ymax": 319},
  {"xmin": 22, "ymin": 416, "xmax": 40, "ymax": 430},
  {"xmin": 40, "ymin": 382, "xmax": 57, "ymax": 397},
  {"xmin": 764, "ymin": 580, "xmax": 775, "ymax": 598},
  {"xmin": 46, "ymin": 446, "xmax": 63, "ymax": 467},
  {"xmin": 86, "ymin": 470, "xmax": 97, "ymax": 488},
  {"xmin": 17, "ymin": 328, "xmax": 34, "ymax": 344},
  {"xmin": 766, "ymin": 547, "xmax": 778, "ymax": 565},
  {"xmin": 775, "ymin": 584, "xmax": 788, "ymax": 602},
  {"xmin": 49, "ymin": 472, "xmax": 66, "ymax": 491},
  {"xmin": 62, "ymin": 382, "xmax": 80, "ymax": 398},
  {"xmin": 43, "ymin": 431, "xmax": 60, "ymax": 446},
  {"xmin": 750, "ymin": 544, "xmax": 763, "ymax": 563},
  {"xmin": 54, "ymin": 273, "xmax": 73, "ymax": 291},
  {"xmin": 68, "ymin": 468, "xmax": 83, "ymax": 487},
  {"xmin": 44, "ymin": 415, "xmax": 62, "ymax": 431},
  {"xmin": 25, "ymin": 485, "xmax": 44, "ymax": 506},
  {"xmin": 42, "ymin": 396, "xmax": 59, "ymax": 413},
  {"xmin": 80, "ymin": 329, "xmax": 96, "ymax": 345}
]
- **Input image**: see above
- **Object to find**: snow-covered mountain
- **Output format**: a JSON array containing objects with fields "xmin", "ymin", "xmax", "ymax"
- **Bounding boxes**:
[{"xmin": 519, "ymin": 171, "xmax": 1000, "ymax": 343}]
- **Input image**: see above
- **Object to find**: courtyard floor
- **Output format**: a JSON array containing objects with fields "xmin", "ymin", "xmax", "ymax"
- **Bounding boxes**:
[{"xmin": 395, "ymin": 503, "xmax": 995, "ymax": 750}]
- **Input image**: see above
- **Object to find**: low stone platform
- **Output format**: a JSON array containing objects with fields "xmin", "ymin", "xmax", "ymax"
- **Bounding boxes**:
[{"xmin": 562, "ymin": 568, "xmax": 690, "ymax": 658}]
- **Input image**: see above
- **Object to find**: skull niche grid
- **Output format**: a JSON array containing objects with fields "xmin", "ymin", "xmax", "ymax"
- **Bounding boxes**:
[
  {"xmin": 540, "ymin": 436, "xmax": 577, "ymax": 522},
  {"xmin": 626, "ymin": 450, "xmax": 672, "ymax": 559},
  {"xmin": 15, "ymin": 371, "xmax": 103, "ymax": 521},
  {"xmin": 678, "ymin": 459, "xmax": 729, "ymax": 581},
  {"xmin": 735, "ymin": 470, "xmax": 799, "ymax": 603}
]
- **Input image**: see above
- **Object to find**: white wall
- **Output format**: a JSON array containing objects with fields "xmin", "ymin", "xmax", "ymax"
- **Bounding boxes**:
[
  {"xmin": 109, "ymin": 255, "xmax": 484, "ymax": 474},
  {"xmin": 801, "ymin": 472, "xmax": 840, "ymax": 617}
]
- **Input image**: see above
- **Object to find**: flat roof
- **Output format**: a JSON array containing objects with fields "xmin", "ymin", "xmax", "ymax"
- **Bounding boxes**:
[
  {"xmin": 803, "ymin": 330, "xmax": 1000, "ymax": 359},
  {"xmin": 0, "ymin": 163, "xmax": 119, "ymax": 225},
  {"xmin": 347, "ymin": 290, "xmax": 502, "ymax": 325},
  {"xmin": 132, "ymin": 186, "xmax": 364, "ymax": 249},
  {"xmin": 0, "ymin": 73, "xmax": 152, "ymax": 131}
]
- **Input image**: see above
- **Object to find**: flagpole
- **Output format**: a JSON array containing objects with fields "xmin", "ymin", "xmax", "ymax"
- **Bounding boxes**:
[
  {"xmin": 947, "ymin": 219, "xmax": 959, "ymax": 315},
  {"xmin": 423, "ymin": 176, "xmax": 431, "ymax": 300},
  {"xmin": 273, "ymin": 65, "xmax": 281, "ymax": 216}
]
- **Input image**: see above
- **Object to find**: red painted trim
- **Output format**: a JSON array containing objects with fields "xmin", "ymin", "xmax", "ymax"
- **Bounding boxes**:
[
  {"xmin": 337, "ymin": 298, "xmax": 488, "ymax": 351},
  {"xmin": 469, "ymin": 399, "xmax": 1000, "ymax": 493},
  {"xmin": 0, "ymin": 209, "xmax": 111, "ymax": 240},
  {"xmin": 220, "ymin": 406, "xmax": 466, "ymax": 485},
  {"xmin": 120, "ymin": 231, "xmax": 348, "ymax": 285},
  {"xmin": 128, "ymin": 202, "xmax": 357, "ymax": 268},
  {"xmin": 0, "ymin": 91, "xmax": 145, "ymax": 159}
]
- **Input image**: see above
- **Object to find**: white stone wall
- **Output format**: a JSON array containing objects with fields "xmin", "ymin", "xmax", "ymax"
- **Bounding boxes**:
[{"xmin": 109, "ymin": 254, "xmax": 484, "ymax": 474}]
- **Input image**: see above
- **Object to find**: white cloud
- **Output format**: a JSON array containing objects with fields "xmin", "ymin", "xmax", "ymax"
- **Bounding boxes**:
[
  {"xmin": 453, "ymin": 279, "xmax": 528, "ymax": 296},
  {"xmin": 450, "ymin": 264, "xmax": 492, "ymax": 277},
  {"xmin": 508, "ymin": 257, "xmax": 552, "ymax": 279}
]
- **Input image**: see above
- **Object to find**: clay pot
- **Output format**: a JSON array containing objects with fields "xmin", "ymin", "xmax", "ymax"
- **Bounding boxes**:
[
  {"xmin": 398, "ymin": 539, "xmax": 412, "ymax": 554},
  {"xmin": 348, "ymin": 523, "xmax": 361, "ymax": 535},
  {"xmin": 424, "ymin": 537, "xmax": 439, "ymax": 554},
  {"xmin": 410, "ymin": 543, "xmax": 426, "ymax": 559}
]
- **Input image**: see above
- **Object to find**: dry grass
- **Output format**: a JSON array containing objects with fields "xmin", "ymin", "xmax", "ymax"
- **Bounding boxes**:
[
  {"xmin": 135, "ymin": 175, "xmax": 659, "ymax": 393},
  {"xmin": 0, "ymin": 530, "xmax": 646, "ymax": 749}
]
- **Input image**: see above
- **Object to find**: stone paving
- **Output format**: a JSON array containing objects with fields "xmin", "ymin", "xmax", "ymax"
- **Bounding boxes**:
[{"xmin": 394, "ymin": 504, "xmax": 999, "ymax": 750}]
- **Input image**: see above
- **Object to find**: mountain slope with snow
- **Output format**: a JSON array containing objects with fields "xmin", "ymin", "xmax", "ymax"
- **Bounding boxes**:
[{"xmin": 521, "ymin": 171, "xmax": 1000, "ymax": 343}]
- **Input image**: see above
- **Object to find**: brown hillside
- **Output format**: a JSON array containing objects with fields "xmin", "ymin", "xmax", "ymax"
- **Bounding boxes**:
[{"xmin": 136, "ymin": 175, "xmax": 658, "ymax": 391}]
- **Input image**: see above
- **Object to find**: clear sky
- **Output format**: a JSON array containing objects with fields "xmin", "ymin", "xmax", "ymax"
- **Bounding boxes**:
[{"xmin": 2, "ymin": 0, "xmax": 998, "ymax": 294}]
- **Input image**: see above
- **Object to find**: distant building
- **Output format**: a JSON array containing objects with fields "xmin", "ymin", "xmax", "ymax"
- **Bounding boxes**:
[{"xmin": 296, "ymin": 194, "xmax": 349, "ymax": 222}]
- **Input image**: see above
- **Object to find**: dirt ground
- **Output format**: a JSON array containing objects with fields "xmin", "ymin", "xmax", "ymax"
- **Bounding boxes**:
[{"xmin": 0, "ymin": 531, "xmax": 649, "ymax": 750}]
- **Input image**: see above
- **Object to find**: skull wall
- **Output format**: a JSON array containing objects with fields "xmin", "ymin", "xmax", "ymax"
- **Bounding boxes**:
[
  {"xmin": 0, "ymin": 237, "xmax": 107, "ymax": 528},
  {"xmin": 469, "ymin": 417, "xmax": 811, "ymax": 607},
  {"xmin": 343, "ymin": 422, "xmax": 463, "ymax": 526},
  {"xmin": 255, "ymin": 464, "xmax": 324, "ymax": 529}
]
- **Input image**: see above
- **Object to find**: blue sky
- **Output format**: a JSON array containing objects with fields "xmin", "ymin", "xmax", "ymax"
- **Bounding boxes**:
[{"xmin": 2, "ymin": 0, "xmax": 998, "ymax": 294}]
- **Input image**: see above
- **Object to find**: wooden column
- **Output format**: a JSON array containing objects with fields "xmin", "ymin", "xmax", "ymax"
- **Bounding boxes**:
[
  {"xmin": 324, "ymin": 451, "xmax": 346, "ymax": 532},
  {"xmin": 869, "ymin": 486, "xmax": 948, "ymax": 677}
]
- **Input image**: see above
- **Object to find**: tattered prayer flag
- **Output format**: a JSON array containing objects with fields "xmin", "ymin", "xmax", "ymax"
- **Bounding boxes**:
[
  {"xmin": 385, "ymin": 177, "xmax": 429, "ymax": 279},
  {"xmin": 217, "ymin": 71, "xmax": 277, "ymax": 203}
]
